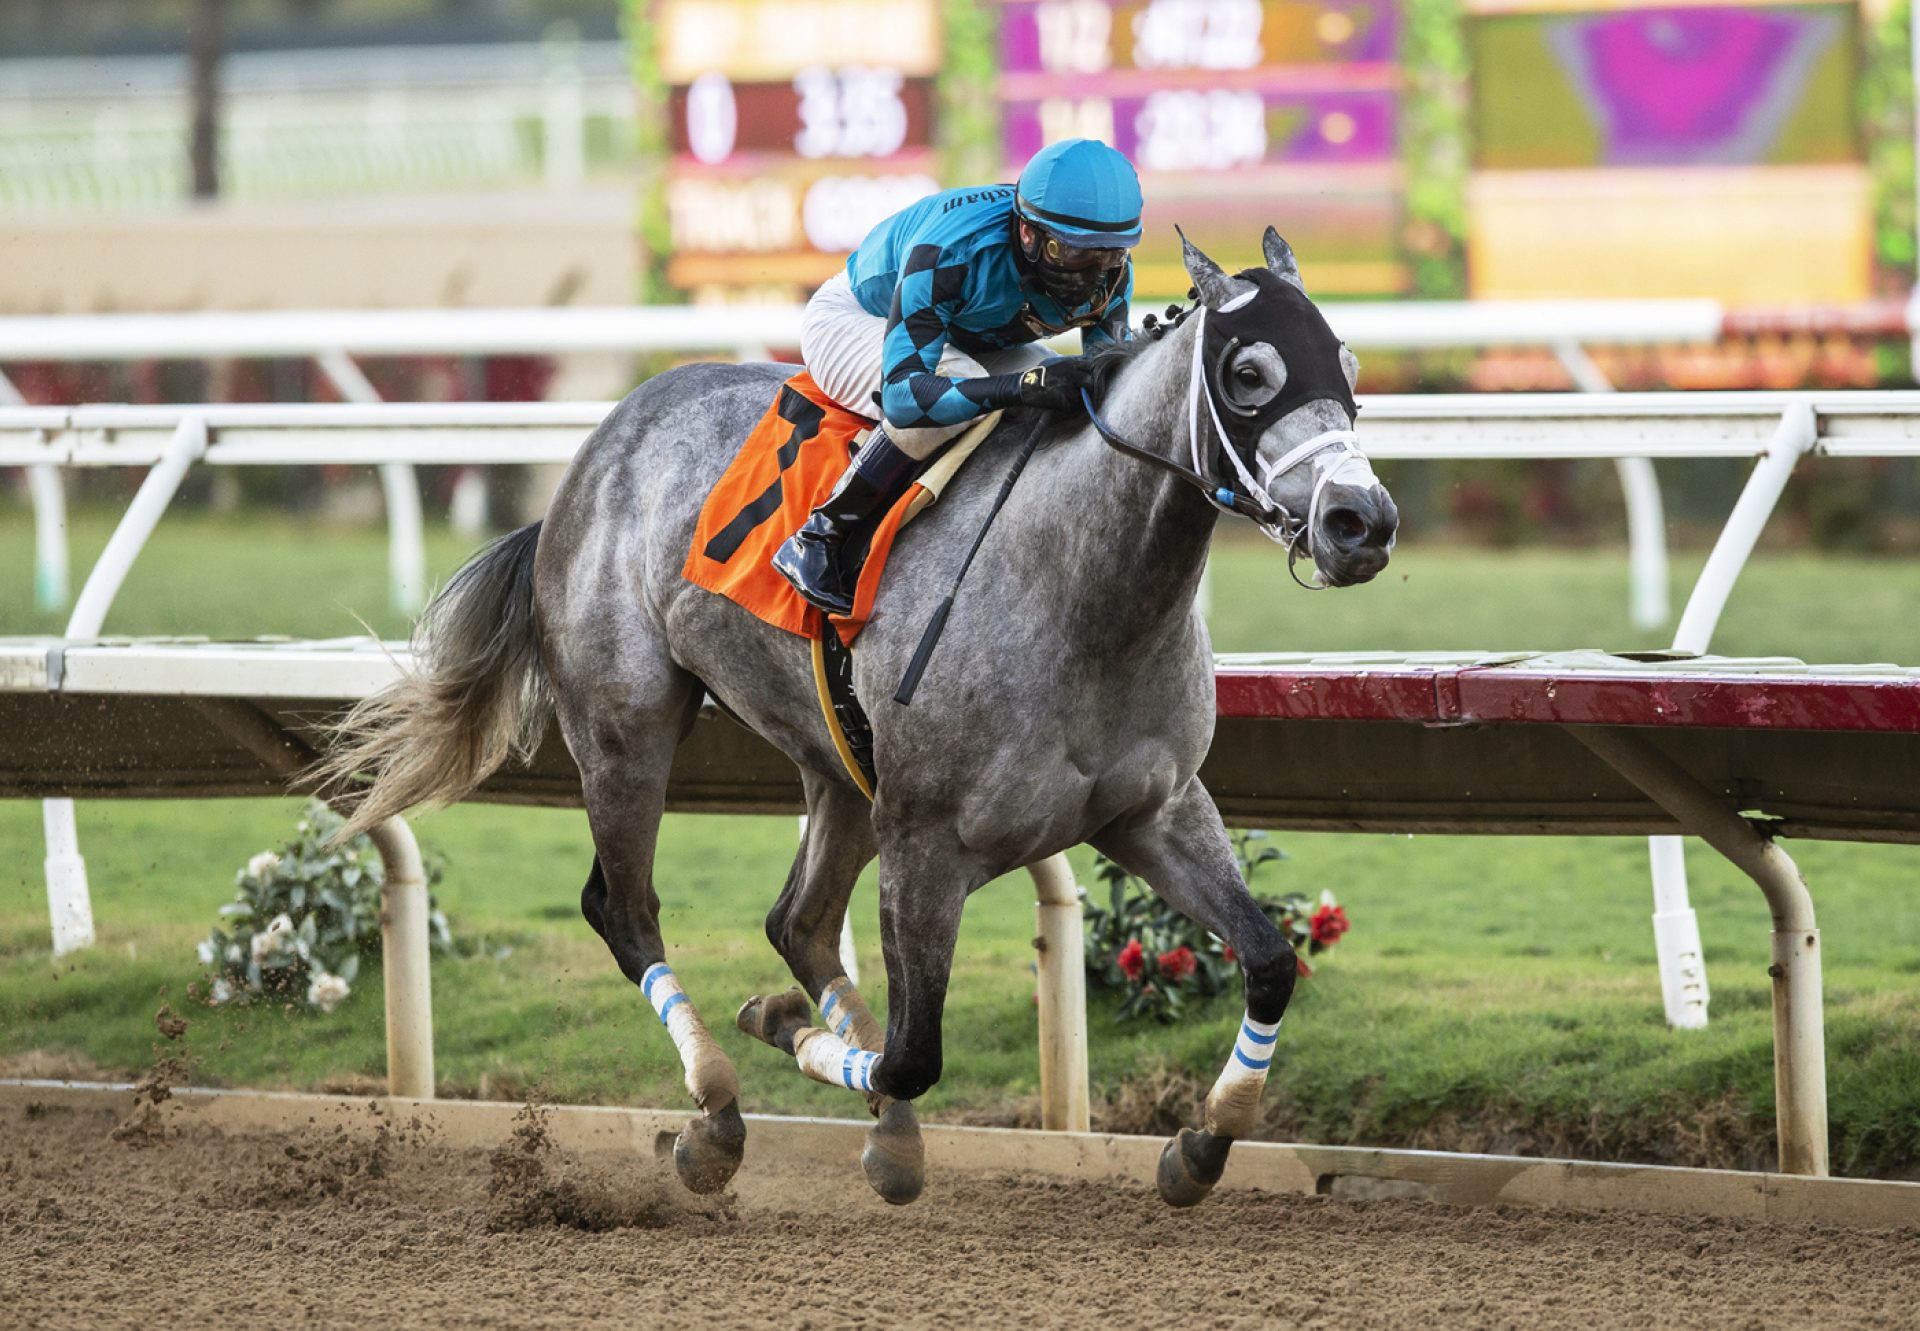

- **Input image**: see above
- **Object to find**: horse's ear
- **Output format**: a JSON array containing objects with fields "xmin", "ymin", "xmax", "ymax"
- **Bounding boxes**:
[
  {"xmin": 1179, "ymin": 225, "xmax": 1255, "ymax": 311},
  {"xmin": 1262, "ymin": 227, "xmax": 1306, "ymax": 293}
]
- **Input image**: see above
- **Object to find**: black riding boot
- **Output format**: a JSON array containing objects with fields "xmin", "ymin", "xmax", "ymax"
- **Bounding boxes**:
[{"xmin": 773, "ymin": 427, "xmax": 918, "ymax": 616}]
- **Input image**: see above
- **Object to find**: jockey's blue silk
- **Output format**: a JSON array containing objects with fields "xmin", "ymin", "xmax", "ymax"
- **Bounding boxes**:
[{"xmin": 845, "ymin": 184, "xmax": 1134, "ymax": 430}]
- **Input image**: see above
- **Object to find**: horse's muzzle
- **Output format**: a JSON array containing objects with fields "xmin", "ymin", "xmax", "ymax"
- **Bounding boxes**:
[{"xmin": 1312, "ymin": 484, "xmax": 1399, "ymax": 587}]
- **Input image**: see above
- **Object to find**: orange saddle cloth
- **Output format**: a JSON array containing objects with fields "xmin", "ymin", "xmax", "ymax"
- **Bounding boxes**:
[{"xmin": 683, "ymin": 371, "xmax": 959, "ymax": 646}]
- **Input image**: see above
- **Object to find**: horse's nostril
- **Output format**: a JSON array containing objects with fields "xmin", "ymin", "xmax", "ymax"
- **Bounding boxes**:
[{"xmin": 1322, "ymin": 507, "xmax": 1368, "ymax": 547}]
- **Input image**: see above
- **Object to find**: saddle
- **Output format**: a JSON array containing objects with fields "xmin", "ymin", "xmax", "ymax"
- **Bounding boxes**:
[{"xmin": 682, "ymin": 371, "xmax": 999, "ymax": 796}]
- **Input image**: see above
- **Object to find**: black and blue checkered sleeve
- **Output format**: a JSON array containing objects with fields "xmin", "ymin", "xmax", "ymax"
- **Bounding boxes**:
[{"xmin": 879, "ymin": 245, "xmax": 1023, "ymax": 429}]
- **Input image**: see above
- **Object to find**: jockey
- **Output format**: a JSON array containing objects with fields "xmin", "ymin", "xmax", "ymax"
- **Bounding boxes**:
[{"xmin": 774, "ymin": 137, "xmax": 1143, "ymax": 616}]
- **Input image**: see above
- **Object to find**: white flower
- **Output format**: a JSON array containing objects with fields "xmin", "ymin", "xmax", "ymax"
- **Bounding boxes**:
[
  {"xmin": 210, "ymin": 978, "xmax": 234, "ymax": 1005},
  {"xmin": 196, "ymin": 940, "xmax": 217, "ymax": 965},
  {"xmin": 225, "ymin": 943, "xmax": 243, "ymax": 965},
  {"xmin": 250, "ymin": 914, "xmax": 295, "ymax": 963},
  {"xmin": 247, "ymin": 850, "xmax": 282, "ymax": 880},
  {"xmin": 307, "ymin": 971, "xmax": 350, "ymax": 1013}
]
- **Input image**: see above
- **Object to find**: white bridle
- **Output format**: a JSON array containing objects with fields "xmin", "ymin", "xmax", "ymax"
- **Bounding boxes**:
[{"xmin": 1183, "ymin": 303, "xmax": 1380, "ymax": 584}]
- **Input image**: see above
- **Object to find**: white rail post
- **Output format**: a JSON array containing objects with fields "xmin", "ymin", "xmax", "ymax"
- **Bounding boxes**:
[
  {"xmin": 1551, "ymin": 341, "xmax": 1669, "ymax": 629},
  {"xmin": 1572, "ymin": 727, "xmax": 1827, "ymax": 1176},
  {"xmin": 1647, "ymin": 401, "xmax": 1818, "ymax": 1030},
  {"xmin": 41, "ymin": 414, "xmax": 209, "ymax": 955},
  {"xmin": 315, "ymin": 349, "xmax": 427, "ymax": 614},
  {"xmin": 1028, "ymin": 853, "xmax": 1090, "ymax": 1133},
  {"xmin": 365, "ymin": 815, "xmax": 436, "ymax": 1099},
  {"xmin": 42, "ymin": 799, "xmax": 95, "ymax": 958},
  {"xmin": 27, "ymin": 464, "xmax": 69, "ymax": 613},
  {"xmin": 1615, "ymin": 457, "xmax": 1669, "ymax": 630},
  {"xmin": 0, "ymin": 369, "xmax": 70, "ymax": 612},
  {"xmin": 541, "ymin": 27, "xmax": 587, "ymax": 191},
  {"xmin": 185, "ymin": 695, "xmax": 437, "ymax": 1101}
]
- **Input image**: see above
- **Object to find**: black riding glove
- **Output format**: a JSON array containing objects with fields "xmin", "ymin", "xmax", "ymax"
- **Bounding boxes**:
[{"xmin": 1013, "ymin": 357, "xmax": 1098, "ymax": 413}]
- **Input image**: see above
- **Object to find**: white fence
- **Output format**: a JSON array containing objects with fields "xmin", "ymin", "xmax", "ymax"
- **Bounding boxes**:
[
  {"xmin": 0, "ymin": 298, "xmax": 1760, "ymax": 624},
  {"xmin": 0, "ymin": 40, "xmax": 634, "ymax": 212},
  {"xmin": 8, "ymin": 390, "xmax": 1917, "ymax": 1034}
]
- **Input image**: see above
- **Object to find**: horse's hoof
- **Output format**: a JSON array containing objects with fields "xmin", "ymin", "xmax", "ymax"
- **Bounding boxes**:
[
  {"xmin": 861, "ymin": 1098, "xmax": 925, "ymax": 1206},
  {"xmin": 735, "ymin": 987, "xmax": 811, "ymax": 1054},
  {"xmin": 1156, "ymin": 1127, "xmax": 1231, "ymax": 1209},
  {"xmin": 673, "ymin": 1099, "xmax": 746, "ymax": 1195}
]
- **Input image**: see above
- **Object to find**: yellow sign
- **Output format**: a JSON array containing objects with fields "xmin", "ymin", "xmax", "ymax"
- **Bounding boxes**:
[
  {"xmin": 1468, "ymin": 165, "xmax": 1871, "ymax": 302},
  {"xmin": 658, "ymin": 0, "xmax": 942, "ymax": 82}
]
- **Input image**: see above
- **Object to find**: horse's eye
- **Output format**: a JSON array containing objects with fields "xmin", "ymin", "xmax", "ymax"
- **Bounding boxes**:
[{"xmin": 1235, "ymin": 365, "xmax": 1261, "ymax": 388}]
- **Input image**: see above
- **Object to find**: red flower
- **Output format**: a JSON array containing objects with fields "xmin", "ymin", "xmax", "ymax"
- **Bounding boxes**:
[
  {"xmin": 1116, "ymin": 938, "xmax": 1146, "ymax": 981},
  {"xmin": 1157, "ymin": 945, "xmax": 1198, "ymax": 984},
  {"xmin": 1222, "ymin": 945, "xmax": 1237, "ymax": 964},
  {"xmin": 1296, "ymin": 955, "xmax": 1313, "ymax": 978},
  {"xmin": 1309, "ymin": 903, "xmax": 1349, "ymax": 946}
]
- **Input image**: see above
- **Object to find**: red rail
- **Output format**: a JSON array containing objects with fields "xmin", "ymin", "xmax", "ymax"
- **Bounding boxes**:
[{"xmin": 1213, "ymin": 656, "xmax": 1920, "ymax": 733}]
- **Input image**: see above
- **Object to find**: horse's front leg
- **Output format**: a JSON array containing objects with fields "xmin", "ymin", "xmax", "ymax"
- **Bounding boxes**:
[
  {"xmin": 1094, "ymin": 777, "xmax": 1299, "ymax": 1208},
  {"xmin": 740, "ymin": 825, "xmax": 970, "ymax": 1205}
]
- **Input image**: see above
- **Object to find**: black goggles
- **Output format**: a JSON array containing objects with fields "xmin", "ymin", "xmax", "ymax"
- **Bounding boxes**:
[{"xmin": 1035, "ymin": 232, "xmax": 1129, "ymax": 272}]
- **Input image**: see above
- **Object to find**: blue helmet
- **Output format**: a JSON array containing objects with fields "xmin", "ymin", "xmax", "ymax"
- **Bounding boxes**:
[{"xmin": 1014, "ymin": 138, "xmax": 1143, "ymax": 248}]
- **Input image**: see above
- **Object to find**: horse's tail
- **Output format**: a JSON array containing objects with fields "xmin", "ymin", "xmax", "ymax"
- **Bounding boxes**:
[{"xmin": 314, "ymin": 520, "xmax": 549, "ymax": 842}]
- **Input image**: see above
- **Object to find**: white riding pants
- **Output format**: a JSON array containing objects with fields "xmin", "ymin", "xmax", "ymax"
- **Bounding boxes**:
[{"xmin": 800, "ymin": 271, "xmax": 1048, "ymax": 461}]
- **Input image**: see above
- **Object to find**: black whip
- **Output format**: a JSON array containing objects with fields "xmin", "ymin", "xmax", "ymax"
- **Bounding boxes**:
[{"xmin": 893, "ymin": 429, "xmax": 1042, "ymax": 705}]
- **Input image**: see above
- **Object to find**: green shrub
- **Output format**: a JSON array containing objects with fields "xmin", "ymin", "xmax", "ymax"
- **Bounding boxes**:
[
  {"xmin": 198, "ymin": 800, "xmax": 450, "ymax": 1012},
  {"xmin": 1083, "ymin": 830, "xmax": 1349, "ymax": 1023}
]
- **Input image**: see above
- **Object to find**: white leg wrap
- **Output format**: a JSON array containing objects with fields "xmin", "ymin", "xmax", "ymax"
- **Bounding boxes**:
[
  {"xmin": 642, "ymin": 963, "xmax": 737, "ymax": 1110},
  {"xmin": 1203, "ymin": 1011, "xmax": 1281, "ymax": 1139},
  {"xmin": 793, "ymin": 1026, "xmax": 881, "ymax": 1094},
  {"xmin": 642, "ymin": 963, "xmax": 703, "ymax": 1052},
  {"xmin": 819, "ymin": 976, "xmax": 885, "ymax": 1053}
]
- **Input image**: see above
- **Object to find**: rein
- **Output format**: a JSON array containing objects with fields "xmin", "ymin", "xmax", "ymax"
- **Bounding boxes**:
[
  {"xmin": 895, "ymin": 297, "xmax": 1375, "ymax": 704},
  {"xmin": 1079, "ymin": 301, "xmax": 1371, "ymax": 590}
]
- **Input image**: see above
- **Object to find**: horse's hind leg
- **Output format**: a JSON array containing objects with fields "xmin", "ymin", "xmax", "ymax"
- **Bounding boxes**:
[
  {"xmin": 737, "ymin": 776, "xmax": 925, "ymax": 1204},
  {"xmin": 1093, "ymin": 778, "xmax": 1298, "ymax": 1209},
  {"xmin": 569, "ymin": 674, "xmax": 744, "ymax": 1195},
  {"xmin": 750, "ymin": 775, "xmax": 883, "ymax": 1046},
  {"xmin": 741, "ymin": 824, "xmax": 973, "ymax": 1205}
]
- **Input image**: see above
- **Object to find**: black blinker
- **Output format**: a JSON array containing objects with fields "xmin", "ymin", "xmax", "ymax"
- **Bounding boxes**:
[{"xmin": 1211, "ymin": 336, "xmax": 1260, "ymax": 420}]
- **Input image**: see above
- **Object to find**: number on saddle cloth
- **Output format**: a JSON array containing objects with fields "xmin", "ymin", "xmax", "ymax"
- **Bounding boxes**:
[
  {"xmin": 683, "ymin": 371, "xmax": 991, "ymax": 650},
  {"xmin": 681, "ymin": 374, "xmax": 878, "ymax": 640},
  {"xmin": 700, "ymin": 383, "xmax": 832, "ymax": 566}
]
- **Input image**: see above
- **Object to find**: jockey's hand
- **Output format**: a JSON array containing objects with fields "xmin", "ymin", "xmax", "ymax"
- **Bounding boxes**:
[{"xmin": 1015, "ymin": 357, "xmax": 1097, "ymax": 413}]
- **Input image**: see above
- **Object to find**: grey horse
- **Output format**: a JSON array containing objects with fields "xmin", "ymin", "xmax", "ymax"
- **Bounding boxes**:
[{"xmin": 319, "ymin": 230, "xmax": 1398, "ymax": 1208}]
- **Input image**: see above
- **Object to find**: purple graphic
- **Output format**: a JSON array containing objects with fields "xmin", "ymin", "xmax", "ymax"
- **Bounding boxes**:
[
  {"xmin": 1551, "ymin": 8, "xmax": 1844, "ymax": 164},
  {"xmin": 1000, "ymin": 0, "xmax": 1398, "ymax": 74},
  {"xmin": 1002, "ymin": 89, "xmax": 1395, "ymax": 168}
]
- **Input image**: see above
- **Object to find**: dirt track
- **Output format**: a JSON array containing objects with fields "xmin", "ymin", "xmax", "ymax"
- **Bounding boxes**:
[{"xmin": 2, "ymin": 1100, "xmax": 1916, "ymax": 1331}]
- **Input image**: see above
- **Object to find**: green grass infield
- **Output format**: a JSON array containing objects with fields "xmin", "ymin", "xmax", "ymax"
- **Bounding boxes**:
[{"xmin": 2, "ymin": 509, "xmax": 1916, "ymax": 1178}]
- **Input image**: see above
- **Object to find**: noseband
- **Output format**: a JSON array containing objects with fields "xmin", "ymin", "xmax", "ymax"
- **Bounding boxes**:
[{"xmin": 1082, "ymin": 298, "xmax": 1375, "ymax": 589}]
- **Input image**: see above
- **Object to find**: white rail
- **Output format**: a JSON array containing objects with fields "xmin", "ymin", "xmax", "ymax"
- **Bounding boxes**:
[
  {"xmin": 0, "ymin": 308, "xmax": 801, "ymax": 361},
  {"xmin": 10, "ymin": 390, "xmax": 1920, "ymax": 464},
  {"xmin": 0, "ymin": 299, "xmax": 1746, "ymax": 623},
  {"xmin": 0, "ymin": 40, "xmax": 636, "ymax": 213},
  {"xmin": 14, "ymin": 390, "xmax": 1914, "ymax": 1013}
]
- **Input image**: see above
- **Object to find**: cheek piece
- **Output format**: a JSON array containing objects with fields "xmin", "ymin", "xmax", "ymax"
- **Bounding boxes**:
[{"xmin": 1187, "ymin": 270, "xmax": 1373, "ymax": 586}]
